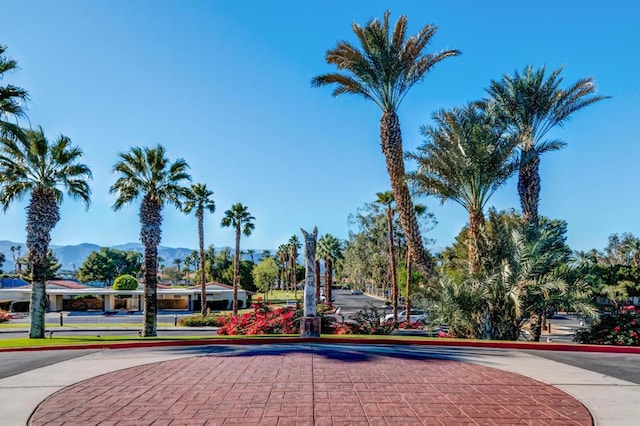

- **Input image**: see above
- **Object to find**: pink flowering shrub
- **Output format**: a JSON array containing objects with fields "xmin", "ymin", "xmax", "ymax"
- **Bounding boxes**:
[
  {"xmin": 0, "ymin": 310, "xmax": 11, "ymax": 323},
  {"xmin": 575, "ymin": 311, "xmax": 640, "ymax": 346}
]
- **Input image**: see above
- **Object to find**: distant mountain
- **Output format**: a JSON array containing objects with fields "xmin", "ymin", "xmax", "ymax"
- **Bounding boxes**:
[{"xmin": 0, "ymin": 240, "xmax": 268, "ymax": 272}]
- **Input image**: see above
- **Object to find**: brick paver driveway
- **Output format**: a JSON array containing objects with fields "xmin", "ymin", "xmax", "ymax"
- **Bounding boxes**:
[{"xmin": 30, "ymin": 346, "xmax": 592, "ymax": 425}]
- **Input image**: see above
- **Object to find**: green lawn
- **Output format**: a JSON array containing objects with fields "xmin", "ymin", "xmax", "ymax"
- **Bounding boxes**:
[
  {"xmin": 253, "ymin": 290, "xmax": 302, "ymax": 305},
  {"xmin": 0, "ymin": 322, "xmax": 174, "ymax": 329}
]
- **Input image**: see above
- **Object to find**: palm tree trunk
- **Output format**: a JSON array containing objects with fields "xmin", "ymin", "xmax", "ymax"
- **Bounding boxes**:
[
  {"xmin": 233, "ymin": 226, "xmax": 241, "ymax": 315},
  {"xmin": 198, "ymin": 210, "xmax": 207, "ymax": 316},
  {"xmin": 380, "ymin": 111, "xmax": 432, "ymax": 278},
  {"xmin": 386, "ymin": 205, "xmax": 398, "ymax": 323},
  {"xmin": 529, "ymin": 311, "xmax": 544, "ymax": 342},
  {"xmin": 468, "ymin": 210, "xmax": 485, "ymax": 274},
  {"xmin": 315, "ymin": 258, "xmax": 321, "ymax": 300},
  {"xmin": 405, "ymin": 248, "xmax": 411, "ymax": 328},
  {"xmin": 518, "ymin": 150, "xmax": 540, "ymax": 225},
  {"xmin": 27, "ymin": 188, "xmax": 60, "ymax": 339},
  {"xmin": 326, "ymin": 258, "xmax": 333, "ymax": 303},
  {"xmin": 140, "ymin": 196, "xmax": 162, "ymax": 337}
]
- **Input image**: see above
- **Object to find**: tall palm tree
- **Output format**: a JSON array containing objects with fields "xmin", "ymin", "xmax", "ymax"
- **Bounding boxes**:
[
  {"xmin": 276, "ymin": 244, "xmax": 290, "ymax": 290},
  {"xmin": 375, "ymin": 191, "xmax": 399, "ymax": 321},
  {"xmin": 183, "ymin": 183, "xmax": 215, "ymax": 316},
  {"xmin": 0, "ymin": 45, "xmax": 28, "ymax": 137},
  {"xmin": 485, "ymin": 65, "xmax": 608, "ymax": 225},
  {"xmin": 312, "ymin": 11, "xmax": 459, "ymax": 277},
  {"xmin": 221, "ymin": 203, "xmax": 255, "ymax": 315},
  {"xmin": 314, "ymin": 249, "xmax": 322, "ymax": 300},
  {"xmin": 110, "ymin": 144, "xmax": 190, "ymax": 336},
  {"xmin": 288, "ymin": 235, "xmax": 301, "ymax": 296},
  {"xmin": 0, "ymin": 127, "xmax": 91, "ymax": 338},
  {"xmin": 408, "ymin": 103, "xmax": 518, "ymax": 273},
  {"xmin": 318, "ymin": 234, "xmax": 343, "ymax": 304}
]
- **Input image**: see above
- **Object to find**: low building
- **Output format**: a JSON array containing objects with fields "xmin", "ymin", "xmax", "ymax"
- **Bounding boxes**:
[{"xmin": 0, "ymin": 280, "xmax": 249, "ymax": 312}]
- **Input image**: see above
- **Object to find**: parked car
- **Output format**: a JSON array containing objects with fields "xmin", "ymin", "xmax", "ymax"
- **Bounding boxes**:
[
  {"xmin": 384, "ymin": 309, "xmax": 427, "ymax": 323},
  {"xmin": 350, "ymin": 289, "xmax": 363, "ymax": 295}
]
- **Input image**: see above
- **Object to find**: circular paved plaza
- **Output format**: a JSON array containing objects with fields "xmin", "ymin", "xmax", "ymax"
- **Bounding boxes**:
[{"xmin": 30, "ymin": 347, "xmax": 592, "ymax": 425}]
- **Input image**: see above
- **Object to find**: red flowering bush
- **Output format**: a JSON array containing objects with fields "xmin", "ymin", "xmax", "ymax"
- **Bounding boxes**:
[
  {"xmin": 0, "ymin": 310, "xmax": 11, "ymax": 323},
  {"xmin": 575, "ymin": 311, "xmax": 640, "ymax": 346},
  {"xmin": 217, "ymin": 298, "xmax": 300, "ymax": 335}
]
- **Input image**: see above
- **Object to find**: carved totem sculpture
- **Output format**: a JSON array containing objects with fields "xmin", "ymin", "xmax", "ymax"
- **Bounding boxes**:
[{"xmin": 301, "ymin": 226, "xmax": 318, "ymax": 318}]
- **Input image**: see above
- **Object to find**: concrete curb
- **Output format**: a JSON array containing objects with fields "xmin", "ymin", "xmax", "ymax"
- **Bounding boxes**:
[{"xmin": 3, "ymin": 335, "xmax": 640, "ymax": 354}]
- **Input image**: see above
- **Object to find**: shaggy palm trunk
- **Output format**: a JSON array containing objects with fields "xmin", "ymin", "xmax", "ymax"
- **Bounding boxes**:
[
  {"xmin": 405, "ymin": 248, "xmax": 412, "ymax": 328},
  {"xmin": 140, "ymin": 196, "xmax": 162, "ymax": 337},
  {"xmin": 380, "ymin": 111, "xmax": 432, "ymax": 277},
  {"xmin": 530, "ymin": 311, "xmax": 544, "ymax": 342},
  {"xmin": 518, "ymin": 150, "xmax": 540, "ymax": 226},
  {"xmin": 27, "ymin": 188, "xmax": 60, "ymax": 339},
  {"xmin": 198, "ymin": 210, "xmax": 207, "ymax": 316},
  {"xmin": 468, "ymin": 210, "xmax": 485, "ymax": 275},
  {"xmin": 232, "ymin": 225, "xmax": 241, "ymax": 315},
  {"xmin": 386, "ymin": 205, "xmax": 398, "ymax": 323},
  {"xmin": 325, "ymin": 258, "xmax": 333, "ymax": 303},
  {"xmin": 315, "ymin": 258, "xmax": 321, "ymax": 299}
]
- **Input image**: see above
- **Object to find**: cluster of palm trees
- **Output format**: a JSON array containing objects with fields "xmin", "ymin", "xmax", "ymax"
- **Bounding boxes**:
[
  {"xmin": 0, "ymin": 44, "xmax": 260, "ymax": 337},
  {"xmin": 275, "ymin": 233, "xmax": 343, "ymax": 302},
  {"xmin": 315, "ymin": 12, "xmax": 607, "ymax": 338},
  {"xmin": 313, "ymin": 11, "xmax": 606, "ymax": 272}
]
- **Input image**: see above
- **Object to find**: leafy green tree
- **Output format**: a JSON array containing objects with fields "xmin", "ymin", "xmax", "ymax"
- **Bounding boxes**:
[
  {"xmin": 485, "ymin": 65, "xmax": 608, "ymax": 225},
  {"xmin": 183, "ymin": 183, "xmax": 215, "ymax": 315},
  {"xmin": 0, "ymin": 44, "xmax": 28, "ymax": 137},
  {"xmin": 110, "ymin": 144, "xmax": 190, "ymax": 336},
  {"xmin": 253, "ymin": 257, "xmax": 279, "ymax": 300},
  {"xmin": 0, "ymin": 127, "xmax": 91, "ymax": 338},
  {"xmin": 312, "ymin": 11, "xmax": 459, "ymax": 277},
  {"xmin": 163, "ymin": 265, "xmax": 183, "ymax": 284},
  {"xmin": 113, "ymin": 274, "xmax": 139, "ymax": 290},
  {"xmin": 408, "ymin": 103, "xmax": 518, "ymax": 274},
  {"xmin": 221, "ymin": 203, "xmax": 255, "ymax": 315},
  {"xmin": 77, "ymin": 248, "xmax": 142, "ymax": 285}
]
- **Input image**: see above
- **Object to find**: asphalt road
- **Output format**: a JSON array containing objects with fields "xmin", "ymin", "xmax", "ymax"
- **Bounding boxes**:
[
  {"xmin": 331, "ymin": 288, "xmax": 385, "ymax": 319},
  {"xmin": 0, "ymin": 349, "xmax": 101, "ymax": 379},
  {"xmin": 529, "ymin": 350, "xmax": 640, "ymax": 385}
]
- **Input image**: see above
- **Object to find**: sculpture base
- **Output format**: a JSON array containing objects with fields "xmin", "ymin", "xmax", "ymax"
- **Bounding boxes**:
[{"xmin": 300, "ymin": 317, "xmax": 321, "ymax": 338}]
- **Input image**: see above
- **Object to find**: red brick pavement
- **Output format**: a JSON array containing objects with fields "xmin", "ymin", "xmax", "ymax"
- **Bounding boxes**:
[{"xmin": 29, "ymin": 351, "xmax": 592, "ymax": 425}]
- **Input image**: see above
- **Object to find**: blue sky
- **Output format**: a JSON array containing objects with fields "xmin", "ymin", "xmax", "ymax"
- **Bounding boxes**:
[{"xmin": 1, "ymin": 1, "xmax": 638, "ymax": 253}]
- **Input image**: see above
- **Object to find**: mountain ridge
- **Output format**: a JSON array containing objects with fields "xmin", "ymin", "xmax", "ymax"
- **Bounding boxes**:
[{"xmin": 0, "ymin": 240, "xmax": 266, "ymax": 272}]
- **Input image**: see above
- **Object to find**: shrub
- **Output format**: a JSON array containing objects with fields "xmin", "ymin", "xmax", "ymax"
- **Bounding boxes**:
[
  {"xmin": 179, "ymin": 314, "xmax": 226, "ymax": 327},
  {"xmin": 0, "ymin": 300, "xmax": 11, "ymax": 311},
  {"xmin": 0, "ymin": 310, "xmax": 11, "ymax": 323},
  {"xmin": 113, "ymin": 274, "xmax": 139, "ymax": 290},
  {"xmin": 217, "ymin": 298, "xmax": 300, "ymax": 335},
  {"xmin": 349, "ymin": 305, "xmax": 395, "ymax": 335},
  {"xmin": 575, "ymin": 311, "xmax": 640, "ymax": 346}
]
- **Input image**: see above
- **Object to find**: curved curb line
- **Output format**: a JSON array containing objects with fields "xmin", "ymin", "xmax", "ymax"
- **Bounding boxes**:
[{"xmin": 2, "ymin": 336, "xmax": 640, "ymax": 354}]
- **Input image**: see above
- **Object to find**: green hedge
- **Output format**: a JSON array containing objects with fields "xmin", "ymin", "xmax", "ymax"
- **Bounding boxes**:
[
  {"xmin": 113, "ymin": 274, "xmax": 139, "ymax": 290},
  {"xmin": 178, "ymin": 314, "xmax": 225, "ymax": 327}
]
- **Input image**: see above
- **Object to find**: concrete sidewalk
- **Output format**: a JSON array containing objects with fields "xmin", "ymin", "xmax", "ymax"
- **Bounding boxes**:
[{"xmin": 0, "ymin": 344, "xmax": 638, "ymax": 425}]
